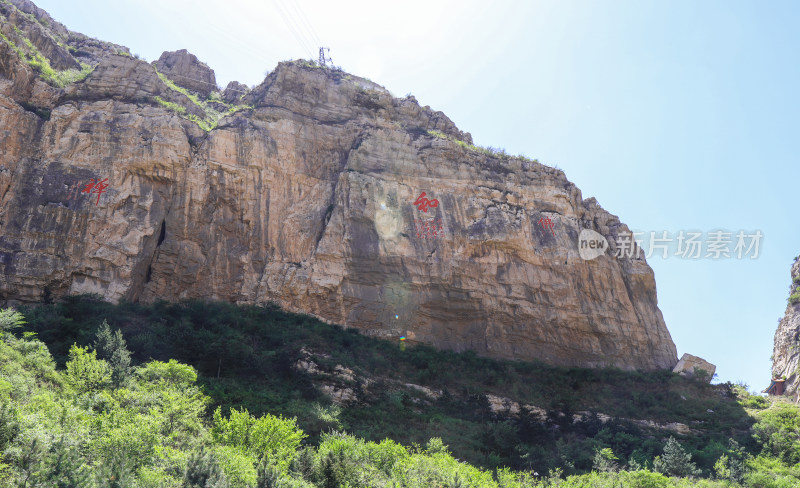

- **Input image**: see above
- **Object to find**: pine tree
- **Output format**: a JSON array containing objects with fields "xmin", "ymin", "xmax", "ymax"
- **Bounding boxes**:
[
  {"xmin": 714, "ymin": 439, "xmax": 748, "ymax": 483},
  {"xmin": 290, "ymin": 447, "xmax": 317, "ymax": 482},
  {"xmin": 653, "ymin": 436, "xmax": 701, "ymax": 477},
  {"xmin": 183, "ymin": 449, "xmax": 230, "ymax": 488},
  {"xmin": 0, "ymin": 403, "xmax": 19, "ymax": 453},
  {"xmin": 256, "ymin": 457, "xmax": 284, "ymax": 488},
  {"xmin": 94, "ymin": 449, "xmax": 134, "ymax": 488},
  {"xmin": 45, "ymin": 437, "xmax": 91, "ymax": 488},
  {"xmin": 592, "ymin": 447, "xmax": 619, "ymax": 473},
  {"xmin": 93, "ymin": 320, "xmax": 132, "ymax": 388},
  {"xmin": 16, "ymin": 437, "xmax": 47, "ymax": 488},
  {"xmin": 449, "ymin": 472, "xmax": 466, "ymax": 488}
]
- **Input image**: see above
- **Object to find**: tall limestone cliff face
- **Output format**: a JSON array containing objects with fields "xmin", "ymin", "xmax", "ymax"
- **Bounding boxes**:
[
  {"xmin": 772, "ymin": 258, "xmax": 800, "ymax": 397},
  {"xmin": 0, "ymin": 0, "xmax": 678, "ymax": 371}
]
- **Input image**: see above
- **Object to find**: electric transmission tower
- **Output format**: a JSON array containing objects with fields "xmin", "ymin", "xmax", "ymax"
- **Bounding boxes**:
[{"xmin": 318, "ymin": 47, "xmax": 332, "ymax": 67}]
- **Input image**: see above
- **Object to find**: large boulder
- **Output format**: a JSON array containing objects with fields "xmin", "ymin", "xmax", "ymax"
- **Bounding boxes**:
[
  {"xmin": 672, "ymin": 353, "xmax": 716, "ymax": 381},
  {"xmin": 153, "ymin": 49, "xmax": 216, "ymax": 97}
]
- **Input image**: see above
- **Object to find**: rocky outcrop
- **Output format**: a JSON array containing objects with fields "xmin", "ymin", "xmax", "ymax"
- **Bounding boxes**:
[
  {"xmin": 222, "ymin": 81, "xmax": 248, "ymax": 103},
  {"xmin": 0, "ymin": 0, "xmax": 77, "ymax": 71},
  {"xmin": 672, "ymin": 353, "xmax": 716, "ymax": 382},
  {"xmin": 771, "ymin": 257, "xmax": 800, "ymax": 398},
  {"xmin": 0, "ymin": 1, "xmax": 678, "ymax": 371},
  {"xmin": 153, "ymin": 49, "xmax": 216, "ymax": 97}
]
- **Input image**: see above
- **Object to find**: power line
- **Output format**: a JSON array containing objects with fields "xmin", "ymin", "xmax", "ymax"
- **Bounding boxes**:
[
  {"xmin": 287, "ymin": 1, "xmax": 323, "ymax": 49},
  {"xmin": 272, "ymin": 0, "xmax": 316, "ymax": 60}
]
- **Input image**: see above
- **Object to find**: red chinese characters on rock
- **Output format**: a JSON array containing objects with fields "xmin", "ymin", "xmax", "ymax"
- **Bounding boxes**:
[
  {"xmin": 414, "ymin": 218, "xmax": 445, "ymax": 239},
  {"xmin": 67, "ymin": 178, "xmax": 109, "ymax": 206},
  {"xmin": 538, "ymin": 217, "xmax": 555, "ymax": 236},
  {"xmin": 413, "ymin": 192, "xmax": 438, "ymax": 213}
]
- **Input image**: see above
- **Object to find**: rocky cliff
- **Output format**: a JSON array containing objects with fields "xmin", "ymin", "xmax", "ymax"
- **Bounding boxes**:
[
  {"xmin": 771, "ymin": 257, "xmax": 800, "ymax": 397},
  {"xmin": 0, "ymin": 0, "xmax": 678, "ymax": 371}
]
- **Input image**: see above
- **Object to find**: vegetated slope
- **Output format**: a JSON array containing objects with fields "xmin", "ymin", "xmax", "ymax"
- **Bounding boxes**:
[
  {"xmin": 20, "ymin": 296, "xmax": 755, "ymax": 476},
  {"xmin": 6, "ymin": 298, "xmax": 800, "ymax": 487},
  {"xmin": 0, "ymin": 0, "xmax": 678, "ymax": 372}
]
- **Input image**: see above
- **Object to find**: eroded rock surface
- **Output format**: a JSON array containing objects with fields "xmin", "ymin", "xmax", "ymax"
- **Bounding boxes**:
[
  {"xmin": 154, "ymin": 49, "xmax": 216, "ymax": 97},
  {"xmin": 0, "ymin": 0, "xmax": 678, "ymax": 371},
  {"xmin": 771, "ymin": 258, "xmax": 800, "ymax": 398},
  {"xmin": 222, "ymin": 80, "xmax": 248, "ymax": 103}
]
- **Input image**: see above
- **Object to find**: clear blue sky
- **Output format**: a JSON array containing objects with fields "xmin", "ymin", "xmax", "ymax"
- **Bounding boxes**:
[{"xmin": 35, "ymin": 0, "xmax": 800, "ymax": 392}]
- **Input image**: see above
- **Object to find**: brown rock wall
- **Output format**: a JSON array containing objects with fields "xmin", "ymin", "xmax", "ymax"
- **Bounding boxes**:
[{"xmin": 0, "ymin": 3, "xmax": 677, "ymax": 371}]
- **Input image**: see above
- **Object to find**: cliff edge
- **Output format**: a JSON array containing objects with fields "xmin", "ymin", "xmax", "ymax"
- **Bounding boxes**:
[{"xmin": 0, "ymin": 0, "xmax": 678, "ymax": 371}]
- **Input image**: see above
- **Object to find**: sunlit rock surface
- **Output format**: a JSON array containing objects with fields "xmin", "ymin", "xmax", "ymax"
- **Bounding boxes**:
[{"xmin": 0, "ymin": 0, "xmax": 678, "ymax": 371}]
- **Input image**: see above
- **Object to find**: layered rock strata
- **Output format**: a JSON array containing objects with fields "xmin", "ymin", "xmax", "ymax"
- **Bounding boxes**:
[{"xmin": 0, "ymin": 0, "xmax": 678, "ymax": 371}]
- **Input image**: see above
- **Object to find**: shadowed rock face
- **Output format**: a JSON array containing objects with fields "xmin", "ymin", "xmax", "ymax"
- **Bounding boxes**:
[
  {"xmin": 772, "ymin": 258, "xmax": 800, "ymax": 397},
  {"xmin": 0, "ymin": 0, "xmax": 678, "ymax": 371}
]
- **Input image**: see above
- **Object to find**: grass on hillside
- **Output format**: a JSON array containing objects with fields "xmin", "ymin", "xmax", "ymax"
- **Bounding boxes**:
[
  {"xmin": 0, "ymin": 27, "xmax": 93, "ymax": 88},
  {"xmin": 153, "ymin": 70, "xmax": 253, "ymax": 131},
  {"xmin": 427, "ymin": 130, "xmax": 540, "ymax": 166}
]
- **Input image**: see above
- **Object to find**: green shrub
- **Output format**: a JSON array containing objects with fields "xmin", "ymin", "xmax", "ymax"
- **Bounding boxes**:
[
  {"xmin": 752, "ymin": 402, "xmax": 800, "ymax": 465},
  {"xmin": 183, "ymin": 448, "xmax": 230, "ymax": 488},
  {"xmin": 64, "ymin": 344, "xmax": 111, "ymax": 394},
  {"xmin": 744, "ymin": 395, "xmax": 769, "ymax": 409},
  {"xmin": 211, "ymin": 407, "xmax": 306, "ymax": 469}
]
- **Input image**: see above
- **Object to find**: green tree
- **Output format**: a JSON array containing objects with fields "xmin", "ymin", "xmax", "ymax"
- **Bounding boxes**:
[
  {"xmin": 256, "ymin": 458, "xmax": 284, "ymax": 488},
  {"xmin": 44, "ymin": 437, "xmax": 91, "ymax": 488},
  {"xmin": 592, "ymin": 447, "xmax": 619, "ymax": 473},
  {"xmin": 449, "ymin": 472, "xmax": 466, "ymax": 488},
  {"xmin": 0, "ymin": 403, "xmax": 19, "ymax": 453},
  {"xmin": 0, "ymin": 308, "xmax": 26, "ymax": 332},
  {"xmin": 14, "ymin": 436, "xmax": 48, "ymax": 488},
  {"xmin": 183, "ymin": 449, "xmax": 230, "ymax": 488},
  {"xmin": 653, "ymin": 436, "xmax": 701, "ymax": 477},
  {"xmin": 94, "ymin": 448, "xmax": 135, "ymax": 488},
  {"xmin": 93, "ymin": 320, "xmax": 132, "ymax": 388},
  {"xmin": 714, "ymin": 439, "xmax": 748, "ymax": 483},
  {"xmin": 137, "ymin": 359, "xmax": 198, "ymax": 387},
  {"xmin": 752, "ymin": 402, "xmax": 800, "ymax": 465},
  {"xmin": 65, "ymin": 344, "xmax": 111, "ymax": 394},
  {"xmin": 211, "ymin": 407, "xmax": 306, "ymax": 469},
  {"xmin": 290, "ymin": 447, "xmax": 317, "ymax": 483}
]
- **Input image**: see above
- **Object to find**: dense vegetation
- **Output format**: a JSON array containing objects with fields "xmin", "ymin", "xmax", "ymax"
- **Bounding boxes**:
[{"xmin": 1, "ymin": 296, "xmax": 798, "ymax": 486}]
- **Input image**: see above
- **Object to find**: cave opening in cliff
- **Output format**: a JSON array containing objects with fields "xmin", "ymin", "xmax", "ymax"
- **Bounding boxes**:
[{"xmin": 157, "ymin": 220, "xmax": 166, "ymax": 246}]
